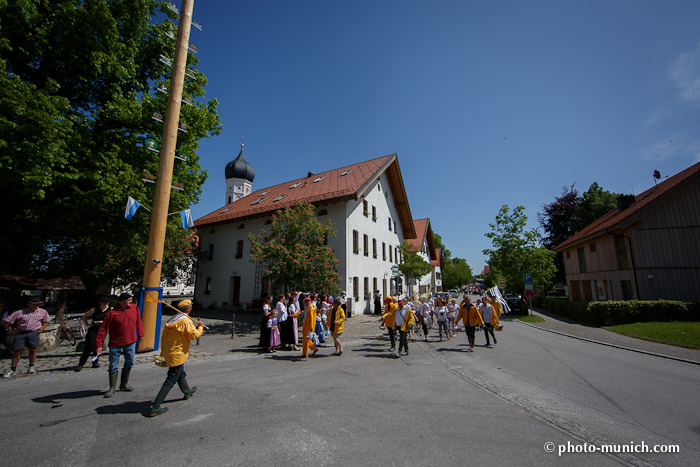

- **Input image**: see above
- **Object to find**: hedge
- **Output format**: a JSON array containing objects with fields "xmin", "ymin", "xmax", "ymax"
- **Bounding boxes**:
[{"xmin": 543, "ymin": 298, "xmax": 699, "ymax": 326}]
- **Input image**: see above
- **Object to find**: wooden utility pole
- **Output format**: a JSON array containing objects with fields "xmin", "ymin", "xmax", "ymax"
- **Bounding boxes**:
[{"xmin": 139, "ymin": 0, "xmax": 195, "ymax": 352}]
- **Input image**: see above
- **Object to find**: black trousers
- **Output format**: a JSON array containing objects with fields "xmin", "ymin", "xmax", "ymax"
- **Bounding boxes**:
[
  {"xmin": 78, "ymin": 325, "xmax": 101, "ymax": 366},
  {"xmin": 387, "ymin": 328, "xmax": 396, "ymax": 348},
  {"xmin": 483, "ymin": 324, "xmax": 496, "ymax": 345},
  {"xmin": 164, "ymin": 363, "xmax": 186, "ymax": 388},
  {"xmin": 398, "ymin": 330, "xmax": 409, "ymax": 354}
]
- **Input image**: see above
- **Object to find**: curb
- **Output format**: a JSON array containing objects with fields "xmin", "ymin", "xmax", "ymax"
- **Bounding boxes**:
[{"xmin": 514, "ymin": 318, "xmax": 700, "ymax": 366}]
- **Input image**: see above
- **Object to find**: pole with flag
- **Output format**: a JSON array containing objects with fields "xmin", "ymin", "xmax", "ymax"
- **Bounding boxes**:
[{"xmin": 139, "ymin": 0, "xmax": 195, "ymax": 352}]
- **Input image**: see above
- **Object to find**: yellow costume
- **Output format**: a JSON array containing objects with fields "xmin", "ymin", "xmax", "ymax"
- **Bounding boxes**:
[
  {"xmin": 301, "ymin": 303, "xmax": 317, "ymax": 357},
  {"xmin": 161, "ymin": 315, "xmax": 204, "ymax": 367}
]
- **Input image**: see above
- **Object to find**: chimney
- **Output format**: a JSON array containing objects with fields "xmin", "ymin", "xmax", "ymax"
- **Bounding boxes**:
[
  {"xmin": 617, "ymin": 194, "xmax": 636, "ymax": 212},
  {"xmin": 308, "ymin": 171, "xmax": 315, "ymax": 178}
]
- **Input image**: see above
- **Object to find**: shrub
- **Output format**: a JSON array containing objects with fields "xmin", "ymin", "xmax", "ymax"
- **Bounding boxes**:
[{"xmin": 546, "ymin": 299, "xmax": 695, "ymax": 326}]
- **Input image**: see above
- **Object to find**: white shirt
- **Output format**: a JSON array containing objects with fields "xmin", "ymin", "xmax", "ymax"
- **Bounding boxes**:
[
  {"xmin": 436, "ymin": 306, "xmax": 448, "ymax": 322},
  {"xmin": 394, "ymin": 305, "xmax": 408, "ymax": 328},
  {"xmin": 276, "ymin": 301, "xmax": 287, "ymax": 322},
  {"xmin": 418, "ymin": 303, "xmax": 430, "ymax": 317},
  {"xmin": 479, "ymin": 303, "xmax": 493, "ymax": 324}
]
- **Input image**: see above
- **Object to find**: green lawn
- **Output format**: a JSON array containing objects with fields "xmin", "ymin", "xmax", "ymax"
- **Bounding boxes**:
[
  {"xmin": 604, "ymin": 321, "xmax": 700, "ymax": 349},
  {"xmin": 517, "ymin": 314, "xmax": 545, "ymax": 323}
]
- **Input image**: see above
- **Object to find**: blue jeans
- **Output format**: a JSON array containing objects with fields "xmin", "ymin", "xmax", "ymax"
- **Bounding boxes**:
[
  {"xmin": 108, "ymin": 342, "xmax": 136, "ymax": 374},
  {"xmin": 164, "ymin": 364, "xmax": 186, "ymax": 388}
]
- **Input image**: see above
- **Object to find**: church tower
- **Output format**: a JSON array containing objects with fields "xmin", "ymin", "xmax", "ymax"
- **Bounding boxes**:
[{"xmin": 224, "ymin": 143, "xmax": 255, "ymax": 204}]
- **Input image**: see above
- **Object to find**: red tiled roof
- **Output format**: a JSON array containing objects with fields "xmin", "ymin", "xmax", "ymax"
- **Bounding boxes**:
[
  {"xmin": 554, "ymin": 161, "xmax": 700, "ymax": 251},
  {"xmin": 406, "ymin": 219, "xmax": 428, "ymax": 251},
  {"xmin": 431, "ymin": 248, "xmax": 441, "ymax": 267},
  {"xmin": 195, "ymin": 154, "xmax": 416, "ymax": 240}
]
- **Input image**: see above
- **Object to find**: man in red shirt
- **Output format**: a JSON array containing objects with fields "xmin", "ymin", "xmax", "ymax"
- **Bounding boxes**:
[
  {"xmin": 2, "ymin": 296, "xmax": 51, "ymax": 377},
  {"xmin": 95, "ymin": 292, "xmax": 144, "ymax": 398}
]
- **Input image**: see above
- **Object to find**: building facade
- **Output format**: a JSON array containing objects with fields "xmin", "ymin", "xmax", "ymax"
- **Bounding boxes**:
[
  {"xmin": 193, "ymin": 153, "xmax": 417, "ymax": 313},
  {"xmin": 554, "ymin": 161, "xmax": 700, "ymax": 302}
]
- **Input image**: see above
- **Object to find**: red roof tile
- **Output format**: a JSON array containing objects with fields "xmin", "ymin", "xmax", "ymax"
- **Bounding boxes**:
[
  {"xmin": 195, "ymin": 154, "xmax": 416, "ymax": 240},
  {"xmin": 554, "ymin": 161, "xmax": 700, "ymax": 251},
  {"xmin": 406, "ymin": 219, "xmax": 429, "ymax": 252},
  {"xmin": 430, "ymin": 248, "xmax": 441, "ymax": 267}
]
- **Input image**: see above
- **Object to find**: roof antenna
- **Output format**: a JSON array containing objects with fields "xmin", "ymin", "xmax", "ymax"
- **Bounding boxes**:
[{"xmin": 653, "ymin": 169, "xmax": 660, "ymax": 186}]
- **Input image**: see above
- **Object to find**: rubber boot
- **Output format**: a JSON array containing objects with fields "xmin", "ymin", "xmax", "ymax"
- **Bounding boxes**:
[
  {"xmin": 177, "ymin": 377, "xmax": 197, "ymax": 400},
  {"xmin": 148, "ymin": 384, "xmax": 171, "ymax": 417},
  {"xmin": 104, "ymin": 372, "xmax": 118, "ymax": 398},
  {"xmin": 74, "ymin": 364, "xmax": 83, "ymax": 372},
  {"xmin": 469, "ymin": 337, "xmax": 475, "ymax": 352},
  {"xmin": 92, "ymin": 357, "xmax": 100, "ymax": 368},
  {"xmin": 120, "ymin": 369, "xmax": 134, "ymax": 391}
]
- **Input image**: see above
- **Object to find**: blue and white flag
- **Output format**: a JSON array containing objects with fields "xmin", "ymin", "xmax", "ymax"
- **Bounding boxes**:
[
  {"xmin": 180, "ymin": 209, "xmax": 194, "ymax": 229},
  {"xmin": 125, "ymin": 196, "xmax": 141, "ymax": 220}
]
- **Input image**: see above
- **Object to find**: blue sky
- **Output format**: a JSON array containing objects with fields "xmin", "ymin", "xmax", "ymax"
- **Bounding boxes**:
[{"xmin": 181, "ymin": 0, "xmax": 700, "ymax": 272}]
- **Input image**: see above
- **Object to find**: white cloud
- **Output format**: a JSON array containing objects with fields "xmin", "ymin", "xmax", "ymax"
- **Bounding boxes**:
[{"xmin": 669, "ymin": 42, "xmax": 700, "ymax": 104}]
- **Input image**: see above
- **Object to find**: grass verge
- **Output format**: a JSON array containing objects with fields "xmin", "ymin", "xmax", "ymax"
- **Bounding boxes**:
[
  {"xmin": 604, "ymin": 321, "xmax": 700, "ymax": 349},
  {"xmin": 517, "ymin": 314, "xmax": 545, "ymax": 323}
]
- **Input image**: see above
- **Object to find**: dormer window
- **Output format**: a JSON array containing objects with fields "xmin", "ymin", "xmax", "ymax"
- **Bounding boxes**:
[
  {"xmin": 251, "ymin": 197, "xmax": 269, "ymax": 205},
  {"xmin": 273, "ymin": 194, "xmax": 287, "ymax": 202},
  {"xmin": 289, "ymin": 183, "xmax": 302, "ymax": 189},
  {"xmin": 340, "ymin": 169, "xmax": 353, "ymax": 176},
  {"xmin": 260, "ymin": 191, "xmax": 270, "ymax": 196},
  {"xmin": 220, "ymin": 208, "xmax": 231, "ymax": 213},
  {"xmin": 313, "ymin": 176, "xmax": 326, "ymax": 183}
]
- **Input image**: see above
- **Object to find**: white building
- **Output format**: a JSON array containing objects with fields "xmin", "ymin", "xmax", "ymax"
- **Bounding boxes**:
[
  {"xmin": 405, "ymin": 218, "xmax": 441, "ymax": 297},
  {"xmin": 193, "ymin": 152, "xmax": 417, "ymax": 314}
]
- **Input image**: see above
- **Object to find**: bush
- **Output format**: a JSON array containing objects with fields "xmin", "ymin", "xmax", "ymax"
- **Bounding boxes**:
[{"xmin": 545, "ymin": 298, "xmax": 695, "ymax": 326}]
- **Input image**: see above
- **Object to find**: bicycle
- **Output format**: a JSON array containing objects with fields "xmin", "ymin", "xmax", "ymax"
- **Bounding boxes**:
[{"xmin": 58, "ymin": 320, "xmax": 76, "ymax": 346}]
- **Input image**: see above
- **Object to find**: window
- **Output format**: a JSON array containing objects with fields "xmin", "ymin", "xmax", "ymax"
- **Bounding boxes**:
[
  {"xmin": 395, "ymin": 247, "xmax": 398, "ymax": 264},
  {"xmin": 318, "ymin": 209, "xmax": 328, "ymax": 216},
  {"xmin": 566, "ymin": 251, "xmax": 570, "ymax": 259},
  {"xmin": 363, "ymin": 234, "xmax": 369, "ymax": 256},
  {"xmin": 273, "ymin": 194, "xmax": 287, "ymax": 202},
  {"xmin": 228, "ymin": 196, "xmax": 232, "ymax": 204},
  {"xmin": 313, "ymin": 176, "xmax": 325, "ymax": 183},
  {"xmin": 205, "ymin": 277, "xmax": 212, "ymax": 295},
  {"xmin": 621, "ymin": 280, "xmax": 634, "ymax": 300},
  {"xmin": 364, "ymin": 277, "xmax": 369, "ymax": 300},
  {"xmin": 353, "ymin": 276, "xmax": 359, "ymax": 299},
  {"xmin": 260, "ymin": 191, "xmax": 270, "ymax": 196},
  {"xmin": 207, "ymin": 244, "xmax": 214, "ymax": 261},
  {"xmin": 389, "ymin": 246, "xmax": 392, "ymax": 262},
  {"xmin": 363, "ymin": 200, "xmax": 368, "ymax": 217},
  {"xmin": 590, "ymin": 242, "xmax": 596, "ymax": 253},
  {"xmin": 382, "ymin": 242, "xmax": 386, "ymax": 260},
  {"xmin": 353, "ymin": 230, "xmax": 359, "ymax": 254},
  {"xmin": 388, "ymin": 217, "xmax": 392, "ymax": 231},
  {"xmin": 341, "ymin": 169, "xmax": 353, "ymax": 176},
  {"xmin": 615, "ymin": 236, "xmax": 630, "ymax": 269},
  {"xmin": 237, "ymin": 223, "xmax": 245, "ymax": 229},
  {"xmin": 577, "ymin": 247, "xmax": 587, "ymax": 273},
  {"xmin": 251, "ymin": 197, "xmax": 268, "ymax": 205},
  {"xmin": 372, "ymin": 238, "xmax": 377, "ymax": 258},
  {"xmin": 235, "ymin": 240, "xmax": 243, "ymax": 259},
  {"xmin": 264, "ymin": 219, "xmax": 272, "ymax": 225},
  {"xmin": 221, "ymin": 207, "xmax": 232, "ymax": 214},
  {"xmin": 289, "ymin": 182, "xmax": 302, "ymax": 189},
  {"xmin": 373, "ymin": 278, "xmax": 378, "ymax": 295},
  {"xmin": 372, "ymin": 206, "xmax": 377, "ymax": 222}
]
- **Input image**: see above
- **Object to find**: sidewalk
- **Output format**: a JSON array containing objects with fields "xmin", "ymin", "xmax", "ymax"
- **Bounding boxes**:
[{"xmin": 516, "ymin": 307, "xmax": 700, "ymax": 364}]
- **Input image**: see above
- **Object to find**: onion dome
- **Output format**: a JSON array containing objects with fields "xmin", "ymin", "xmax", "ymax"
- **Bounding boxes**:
[{"xmin": 224, "ymin": 143, "xmax": 255, "ymax": 182}]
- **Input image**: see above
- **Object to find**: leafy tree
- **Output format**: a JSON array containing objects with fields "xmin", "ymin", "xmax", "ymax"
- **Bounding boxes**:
[
  {"xmin": 432, "ymin": 232, "xmax": 452, "ymax": 260},
  {"xmin": 571, "ymin": 182, "xmax": 619, "ymax": 232},
  {"xmin": 249, "ymin": 202, "xmax": 340, "ymax": 294},
  {"xmin": 538, "ymin": 184, "xmax": 581, "ymax": 250},
  {"xmin": 0, "ymin": 0, "xmax": 221, "ymax": 291},
  {"xmin": 442, "ymin": 257, "xmax": 473, "ymax": 290},
  {"xmin": 484, "ymin": 205, "xmax": 556, "ymax": 293},
  {"xmin": 393, "ymin": 242, "xmax": 432, "ymax": 288}
]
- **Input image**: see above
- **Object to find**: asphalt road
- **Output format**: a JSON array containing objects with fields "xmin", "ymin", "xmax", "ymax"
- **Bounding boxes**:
[{"xmin": 1, "ymin": 304, "xmax": 698, "ymax": 467}]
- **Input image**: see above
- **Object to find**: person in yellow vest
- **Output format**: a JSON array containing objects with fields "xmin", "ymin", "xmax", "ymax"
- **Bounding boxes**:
[
  {"xmin": 301, "ymin": 296, "xmax": 318, "ymax": 357},
  {"xmin": 327, "ymin": 298, "xmax": 346, "ymax": 356},
  {"xmin": 487, "ymin": 297, "xmax": 502, "ymax": 330},
  {"xmin": 379, "ymin": 296, "xmax": 398, "ymax": 351},
  {"xmin": 149, "ymin": 299, "xmax": 204, "ymax": 417},
  {"xmin": 455, "ymin": 297, "xmax": 484, "ymax": 352},
  {"xmin": 394, "ymin": 299, "xmax": 415, "ymax": 357}
]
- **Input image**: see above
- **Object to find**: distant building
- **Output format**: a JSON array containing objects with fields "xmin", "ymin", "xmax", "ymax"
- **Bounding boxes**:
[
  {"xmin": 405, "ymin": 218, "xmax": 441, "ymax": 296},
  {"xmin": 554, "ymin": 161, "xmax": 700, "ymax": 302},
  {"xmin": 193, "ymin": 152, "xmax": 417, "ymax": 313}
]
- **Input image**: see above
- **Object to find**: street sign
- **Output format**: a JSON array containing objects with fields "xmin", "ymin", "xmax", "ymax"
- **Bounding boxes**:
[
  {"xmin": 524, "ymin": 273, "xmax": 534, "ymax": 290},
  {"xmin": 498, "ymin": 277, "xmax": 506, "ymax": 288},
  {"xmin": 524, "ymin": 289, "xmax": 535, "ymax": 299}
]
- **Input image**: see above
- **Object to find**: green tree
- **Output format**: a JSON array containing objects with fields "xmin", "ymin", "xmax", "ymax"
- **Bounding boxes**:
[
  {"xmin": 442, "ymin": 257, "xmax": 473, "ymax": 290},
  {"xmin": 571, "ymin": 182, "xmax": 619, "ymax": 231},
  {"xmin": 484, "ymin": 205, "xmax": 556, "ymax": 293},
  {"xmin": 249, "ymin": 202, "xmax": 341, "ymax": 294},
  {"xmin": 432, "ymin": 232, "xmax": 452, "ymax": 260},
  {"xmin": 0, "ymin": 0, "xmax": 221, "ymax": 290},
  {"xmin": 393, "ymin": 242, "xmax": 432, "ymax": 288}
]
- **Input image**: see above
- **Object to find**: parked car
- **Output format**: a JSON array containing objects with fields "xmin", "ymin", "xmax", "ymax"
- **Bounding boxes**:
[
  {"xmin": 436, "ymin": 292, "xmax": 451, "ymax": 302},
  {"xmin": 504, "ymin": 294, "xmax": 527, "ymax": 314},
  {"xmin": 448, "ymin": 289, "xmax": 459, "ymax": 298}
]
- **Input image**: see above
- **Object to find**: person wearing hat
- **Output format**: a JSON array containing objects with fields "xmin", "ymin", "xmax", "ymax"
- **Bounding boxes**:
[
  {"xmin": 380, "ymin": 296, "xmax": 398, "ymax": 351},
  {"xmin": 393, "ymin": 299, "xmax": 415, "ymax": 357},
  {"xmin": 2, "ymin": 296, "xmax": 51, "ymax": 377},
  {"xmin": 75, "ymin": 296, "xmax": 113, "ymax": 371},
  {"xmin": 95, "ymin": 292, "xmax": 144, "ymax": 397},
  {"xmin": 300, "ymin": 296, "xmax": 319, "ymax": 357},
  {"xmin": 149, "ymin": 299, "xmax": 203, "ymax": 417}
]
